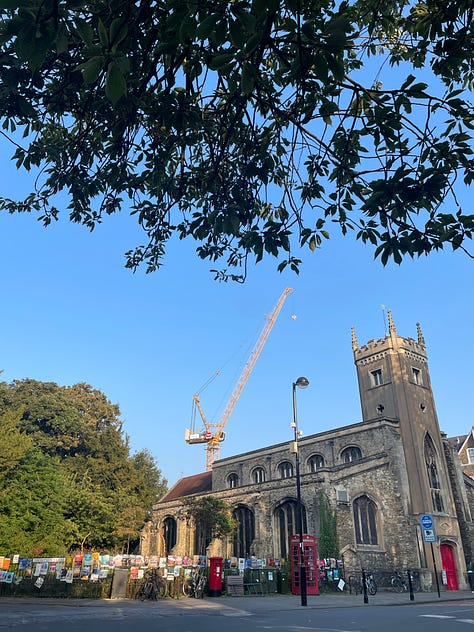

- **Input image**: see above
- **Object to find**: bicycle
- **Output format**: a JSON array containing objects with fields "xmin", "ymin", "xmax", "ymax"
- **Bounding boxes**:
[
  {"xmin": 182, "ymin": 568, "xmax": 207, "ymax": 598},
  {"xmin": 390, "ymin": 570, "xmax": 420, "ymax": 593},
  {"xmin": 136, "ymin": 569, "xmax": 167, "ymax": 600},
  {"xmin": 362, "ymin": 571, "xmax": 377, "ymax": 595}
]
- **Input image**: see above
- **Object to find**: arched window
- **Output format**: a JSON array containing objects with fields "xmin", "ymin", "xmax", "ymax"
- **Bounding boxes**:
[
  {"xmin": 273, "ymin": 500, "xmax": 307, "ymax": 560},
  {"xmin": 194, "ymin": 519, "xmax": 212, "ymax": 556},
  {"xmin": 353, "ymin": 495, "xmax": 378, "ymax": 545},
  {"xmin": 424, "ymin": 434, "xmax": 445, "ymax": 512},
  {"xmin": 252, "ymin": 467, "xmax": 266, "ymax": 484},
  {"xmin": 163, "ymin": 516, "xmax": 177, "ymax": 554},
  {"xmin": 342, "ymin": 446, "xmax": 362, "ymax": 463},
  {"xmin": 278, "ymin": 461, "xmax": 294, "ymax": 479},
  {"xmin": 233, "ymin": 505, "xmax": 255, "ymax": 558},
  {"xmin": 227, "ymin": 473, "xmax": 239, "ymax": 489},
  {"xmin": 308, "ymin": 454, "xmax": 325, "ymax": 472}
]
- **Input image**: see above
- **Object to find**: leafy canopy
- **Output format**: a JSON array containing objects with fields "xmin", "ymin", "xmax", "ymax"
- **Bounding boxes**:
[
  {"xmin": 0, "ymin": 379, "xmax": 167, "ymax": 555},
  {"xmin": 0, "ymin": 0, "xmax": 473, "ymax": 280}
]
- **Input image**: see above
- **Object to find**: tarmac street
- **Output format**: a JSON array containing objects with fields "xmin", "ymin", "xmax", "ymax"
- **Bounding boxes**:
[{"xmin": 1, "ymin": 590, "xmax": 474, "ymax": 632}]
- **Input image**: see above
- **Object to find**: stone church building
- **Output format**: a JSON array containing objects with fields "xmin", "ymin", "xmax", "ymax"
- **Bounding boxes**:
[{"xmin": 142, "ymin": 312, "xmax": 474, "ymax": 590}]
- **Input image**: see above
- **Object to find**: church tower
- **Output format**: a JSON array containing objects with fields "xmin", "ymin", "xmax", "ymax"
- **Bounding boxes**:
[{"xmin": 352, "ymin": 311, "xmax": 454, "ymax": 520}]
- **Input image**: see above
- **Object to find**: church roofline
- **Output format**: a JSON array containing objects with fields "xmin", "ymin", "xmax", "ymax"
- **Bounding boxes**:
[
  {"xmin": 212, "ymin": 416, "xmax": 400, "ymax": 469},
  {"xmin": 158, "ymin": 470, "xmax": 212, "ymax": 503}
]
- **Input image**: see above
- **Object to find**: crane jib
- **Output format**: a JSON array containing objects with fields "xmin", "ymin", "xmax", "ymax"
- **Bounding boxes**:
[{"xmin": 184, "ymin": 287, "xmax": 293, "ymax": 470}]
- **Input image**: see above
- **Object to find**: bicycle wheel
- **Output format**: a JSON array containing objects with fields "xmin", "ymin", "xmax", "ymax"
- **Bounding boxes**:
[
  {"xmin": 158, "ymin": 578, "xmax": 168, "ymax": 598},
  {"xmin": 195, "ymin": 577, "xmax": 205, "ymax": 599},
  {"xmin": 138, "ymin": 581, "xmax": 152, "ymax": 601},
  {"xmin": 182, "ymin": 579, "xmax": 193, "ymax": 597},
  {"xmin": 391, "ymin": 577, "xmax": 405, "ymax": 593},
  {"xmin": 367, "ymin": 579, "xmax": 377, "ymax": 595}
]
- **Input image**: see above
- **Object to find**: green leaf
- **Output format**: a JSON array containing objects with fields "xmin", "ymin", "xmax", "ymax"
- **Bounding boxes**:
[
  {"xmin": 241, "ymin": 63, "xmax": 257, "ymax": 94},
  {"xmin": 79, "ymin": 56, "xmax": 105, "ymax": 84},
  {"xmin": 110, "ymin": 18, "xmax": 128, "ymax": 46},
  {"xmin": 196, "ymin": 14, "xmax": 219, "ymax": 39},
  {"xmin": 209, "ymin": 53, "xmax": 235, "ymax": 70},
  {"xmin": 105, "ymin": 61, "xmax": 127, "ymax": 105},
  {"xmin": 98, "ymin": 18, "xmax": 109, "ymax": 47}
]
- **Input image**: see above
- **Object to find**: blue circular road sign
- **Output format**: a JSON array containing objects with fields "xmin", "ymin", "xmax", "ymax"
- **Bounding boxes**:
[{"xmin": 421, "ymin": 514, "xmax": 433, "ymax": 529}]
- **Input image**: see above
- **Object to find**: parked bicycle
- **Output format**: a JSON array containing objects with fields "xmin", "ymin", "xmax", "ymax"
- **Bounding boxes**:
[
  {"xmin": 390, "ymin": 570, "xmax": 420, "ymax": 593},
  {"xmin": 182, "ymin": 568, "xmax": 207, "ymax": 598},
  {"xmin": 136, "ymin": 568, "xmax": 167, "ymax": 600},
  {"xmin": 362, "ymin": 571, "xmax": 377, "ymax": 595}
]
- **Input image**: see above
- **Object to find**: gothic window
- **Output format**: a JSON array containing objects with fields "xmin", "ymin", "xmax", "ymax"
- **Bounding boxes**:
[
  {"xmin": 252, "ymin": 467, "xmax": 266, "ymax": 483},
  {"xmin": 227, "ymin": 473, "xmax": 239, "ymax": 489},
  {"xmin": 353, "ymin": 495, "xmax": 378, "ymax": 545},
  {"xmin": 370, "ymin": 368, "xmax": 383, "ymax": 386},
  {"xmin": 163, "ymin": 516, "xmax": 177, "ymax": 554},
  {"xmin": 278, "ymin": 461, "xmax": 294, "ymax": 479},
  {"xmin": 273, "ymin": 500, "xmax": 307, "ymax": 560},
  {"xmin": 232, "ymin": 505, "xmax": 255, "ymax": 558},
  {"xmin": 308, "ymin": 454, "xmax": 325, "ymax": 472},
  {"xmin": 342, "ymin": 446, "xmax": 362, "ymax": 463},
  {"xmin": 194, "ymin": 520, "xmax": 212, "ymax": 556},
  {"xmin": 412, "ymin": 367, "xmax": 422, "ymax": 385},
  {"xmin": 424, "ymin": 434, "xmax": 445, "ymax": 512}
]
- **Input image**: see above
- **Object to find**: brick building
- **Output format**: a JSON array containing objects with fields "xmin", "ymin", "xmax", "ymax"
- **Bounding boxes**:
[{"xmin": 141, "ymin": 312, "xmax": 474, "ymax": 590}]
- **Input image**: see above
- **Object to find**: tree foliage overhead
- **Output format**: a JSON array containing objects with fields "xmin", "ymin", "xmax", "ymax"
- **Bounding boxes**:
[
  {"xmin": 0, "ymin": 0, "xmax": 473, "ymax": 280},
  {"xmin": 0, "ymin": 379, "xmax": 168, "ymax": 556}
]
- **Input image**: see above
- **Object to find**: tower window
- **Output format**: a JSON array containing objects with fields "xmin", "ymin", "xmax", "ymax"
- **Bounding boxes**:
[
  {"xmin": 370, "ymin": 369, "xmax": 383, "ymax": 387},
  {"xmin": 424, "ymin": 434, "xmax": 445, "ymax": 513},
  {"xmin": 412, "ymin": 367, "xmax": 422, "ymax": 385},
  {"xmin": 467, "ymin": 448, "xmax": 474, "ymax": 464}
]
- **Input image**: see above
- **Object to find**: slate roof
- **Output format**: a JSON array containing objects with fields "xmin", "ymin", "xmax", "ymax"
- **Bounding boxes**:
[
  {"xmin": 448, "ymin": 435, "xmax": 467, "ymax": 452},
  {"xmin": 158, "ymin": 471, "xmax": 212, "ymax": 503}
]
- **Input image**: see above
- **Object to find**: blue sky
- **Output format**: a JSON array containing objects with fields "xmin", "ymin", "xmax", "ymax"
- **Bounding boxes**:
[
  {"xmin": 0, "ymin": 161, "xmax": 472, "ymax": 486},
  {"xmin": 1, "ymin": 44, "xmax": 473, "ymax": 485}
]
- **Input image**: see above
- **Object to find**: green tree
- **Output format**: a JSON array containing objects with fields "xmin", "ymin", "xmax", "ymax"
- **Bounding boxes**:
[
  {"xmin": 0, "ymin": 378, "xmax": 167, "ymax": 553},
  {"xmin": 183, "ymin": 496, "xmax": 236, "ymax": 555},
  {"xmin": 0, "ymin": 408, "xmax": 32, "ymax": 471},
  {"xmin": 0, "ymin": 449, "xmax": 69, "ymax": 556},
  {"xmin": 0, "ymin": 1, "xmax": 473, "ymax": 281},
  {"xmin": 318, "ymin": 492, "xmax": 339, "ymax": 559}
]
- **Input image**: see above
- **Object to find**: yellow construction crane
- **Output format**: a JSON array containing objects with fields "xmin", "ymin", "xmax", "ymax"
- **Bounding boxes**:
[{"xmin": 184, "ymin": 287, "xmax": 293, "ymax": 470}]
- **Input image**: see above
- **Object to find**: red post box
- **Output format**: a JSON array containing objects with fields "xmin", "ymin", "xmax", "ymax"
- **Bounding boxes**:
[{"xmin": 208, "ymin": 557, "xmax": 224, "ymax": 597}]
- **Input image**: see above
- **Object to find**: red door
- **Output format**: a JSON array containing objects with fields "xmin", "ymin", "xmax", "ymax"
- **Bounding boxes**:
[{"xmin": 440, "ymin": 543, "xmax": 458, "ymax": 590}]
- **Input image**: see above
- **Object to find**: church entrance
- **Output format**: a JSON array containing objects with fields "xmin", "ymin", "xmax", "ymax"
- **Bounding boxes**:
[{"xmin": 440, "ymin": 543, "xmax": 458, "ymax": 590}]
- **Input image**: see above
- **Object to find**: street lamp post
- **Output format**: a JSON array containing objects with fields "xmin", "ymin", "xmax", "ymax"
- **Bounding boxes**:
[{"xmin": 291, "ymin": 376, "xmax": 309, "ymax": 607}]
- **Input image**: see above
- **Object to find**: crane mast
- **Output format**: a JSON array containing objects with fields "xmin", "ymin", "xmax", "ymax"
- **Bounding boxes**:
[{"xmin": 185, "ymin": 287, "xmax": 293, "ymax": 470}]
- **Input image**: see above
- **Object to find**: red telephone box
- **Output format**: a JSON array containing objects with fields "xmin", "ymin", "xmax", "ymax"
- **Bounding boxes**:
[
  {"xmin": 208, "ymin": 557, "xmax": 224, "ymax": 597},
  {"xmin": 290, "ymin": 535, "xmax": 319, "ymax": 595}
]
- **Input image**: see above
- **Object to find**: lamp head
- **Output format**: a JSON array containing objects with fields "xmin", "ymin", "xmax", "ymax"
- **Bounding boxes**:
[{"xmin": 294, "ymin": 376, "xmax": 309, "ymax": 389}]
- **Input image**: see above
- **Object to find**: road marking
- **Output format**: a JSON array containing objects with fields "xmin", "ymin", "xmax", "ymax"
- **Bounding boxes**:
[
  {"xmin": 221, "ymin": 609, "xmax": 252, "ymax": 617},
  {"xmin": 457, "ymin": 620, "xmax": 474, "ymax": 624},
  {"xmin": 420, "ymin": 615, "xmax": 455, "ymax": 619}
]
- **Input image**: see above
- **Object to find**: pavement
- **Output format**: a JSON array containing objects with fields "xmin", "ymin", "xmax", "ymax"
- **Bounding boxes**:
[{"xmin": 1, "ymin": 588, "xmax": 474, "ymax": 613}]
